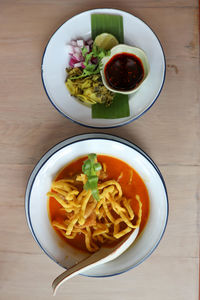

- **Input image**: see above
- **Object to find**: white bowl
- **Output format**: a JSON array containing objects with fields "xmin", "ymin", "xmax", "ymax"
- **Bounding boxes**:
[
  {"xmin": 101, "ymin": 44, "xmax": 150, "ymax": 94},
  {"xmin": 41, "ymin": 8, "xmax": 166, "ymax": 128},
  {"xmin": 25, "ymin": 133, "xmax": 168, "ymax": 277}
]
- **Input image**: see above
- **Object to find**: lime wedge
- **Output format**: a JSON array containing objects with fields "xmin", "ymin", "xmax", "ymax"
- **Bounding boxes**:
[{"xmin": 94, "ymin": 33, "xmax": 119, "ymax": 50}]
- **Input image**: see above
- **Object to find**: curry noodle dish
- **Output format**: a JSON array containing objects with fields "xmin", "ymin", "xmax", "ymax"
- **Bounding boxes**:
[{"xmin": 47, "ymin": 154, "xmax": 149, "ymax": 253}]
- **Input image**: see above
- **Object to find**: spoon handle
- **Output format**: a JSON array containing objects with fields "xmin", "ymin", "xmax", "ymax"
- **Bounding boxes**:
[
  {"xmin": 52, "ymin": 227, "xmax": 139, "ymax": 295},
  {"xmin": 52, "ymin": 251, "xmax": 104, "ymax": 296}
]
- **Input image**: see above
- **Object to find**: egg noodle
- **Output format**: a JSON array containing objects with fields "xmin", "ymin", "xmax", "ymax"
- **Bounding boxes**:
[{"xmin": 47, "ymin": 171, "xmax": 142, "ymax": 253}]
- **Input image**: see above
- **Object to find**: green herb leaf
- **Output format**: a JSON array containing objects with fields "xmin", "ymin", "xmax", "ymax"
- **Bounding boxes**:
[
  {"xmin": 85, "ymin": 64, "xmax": 96, "ymax": 72},
  {"xmin": 84, "ymin": 52, "xmax": 93, "ymax": 64},
  {"xmin": 71, "ymin": 44, "xmax": 110, "ymax": 80},
  {"xmin": 82, "ymin": 154, "xmax": 102, "ymax": 201},
  {"xmin": 91, "ymin": 189, "xmax": 99, "ymax": 201},
  {"xmin": 94, "ymin": 162, "xmax": 102, "ymax": 172},
  {"xmin": 84, "ymin": 181, "xmax": 90, "ymax": 191},
  {"xmin": 88, "ymin": 176, "xmax": 98, "ymax": 189},
  {"xmin": 92, "ymin": 93, "xmax": 130, "ymax": 119},
  {"xmin": 91, "ymin": 14, "xmax": 124, "ymax": 43},
  {"xmin": 91, "ymin": 14, "xmax": 130, "ymax": 119},
  {"xmin": 81, "ymin": 46, "xmax": 88, "ymax": 56},
  {"xmin": 88, "ymin": 153, "xmax": 97, "ymax": 161}
]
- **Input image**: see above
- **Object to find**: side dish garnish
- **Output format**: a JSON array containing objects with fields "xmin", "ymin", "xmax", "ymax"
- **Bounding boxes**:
[
  {"xmin": 67, "ymin": 39, "xmax": 92, "ymax": 69},
  {"xmin": 65, "ymin": 14, "xmax": 130, "ymax": 119},
  {"xmin": 47, "ymin": 154, "xmax": 146, "ymax": 253},
  {"xmin": 70, "ymin": 44, "xmax": 111, "ymax": 80},
  {"xmin": 66, "ymin": 41, "xmax": 114, "ymax": 106}
]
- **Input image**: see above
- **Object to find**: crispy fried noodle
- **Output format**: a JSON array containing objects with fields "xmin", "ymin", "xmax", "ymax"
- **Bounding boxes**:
[{"xmin": 47, "ymin": 173, "xmax": 142, "ymax": 253}]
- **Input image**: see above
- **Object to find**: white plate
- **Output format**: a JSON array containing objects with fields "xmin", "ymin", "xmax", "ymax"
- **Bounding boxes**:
[
  {"xmin": 25, "ymin": 133, "xmax": 168, "ymax": 277},
  {"xmin": 41, "ymin": 9, "xmax": 166, "ymax": 128}
]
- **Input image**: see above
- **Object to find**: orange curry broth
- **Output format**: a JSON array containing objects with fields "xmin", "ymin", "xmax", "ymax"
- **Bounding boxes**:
[{"xmin": 48, "ymin": 155, "xmax": 150, "ymax": 252}]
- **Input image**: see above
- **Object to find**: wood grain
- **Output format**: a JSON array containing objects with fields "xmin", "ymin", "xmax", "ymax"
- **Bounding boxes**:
[{"xmin": 0, "ymin": 0, "xmax": 199, "ymax": 299}]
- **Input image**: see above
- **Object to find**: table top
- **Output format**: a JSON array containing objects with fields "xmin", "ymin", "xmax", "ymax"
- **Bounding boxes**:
[{"xmin": 0, "ymin": 1, "xmax": 199, "ymax": 299}]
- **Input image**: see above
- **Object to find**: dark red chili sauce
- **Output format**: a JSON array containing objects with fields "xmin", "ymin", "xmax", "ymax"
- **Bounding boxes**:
[{"xmin": 105, "ymin": 52, "xmax": 144, "ymax": 91}]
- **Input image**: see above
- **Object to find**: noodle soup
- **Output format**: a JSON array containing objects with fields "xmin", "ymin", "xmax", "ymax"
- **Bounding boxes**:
[{"xmin": 48, "ymin": 154, "xmax": 150, "ymax": 253}]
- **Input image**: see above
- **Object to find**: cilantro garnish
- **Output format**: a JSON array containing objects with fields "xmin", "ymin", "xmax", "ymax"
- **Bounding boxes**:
[
  {"xmin": 82, "ymin": 153, "xmax": 102, "ymax": 201},
  {"xmin": 70, "ymin": 44, "xmax": 110, "ymax": 80}
]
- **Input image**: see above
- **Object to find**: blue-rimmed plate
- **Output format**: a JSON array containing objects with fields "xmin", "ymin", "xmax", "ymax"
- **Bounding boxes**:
[
  {"xmin": 41, "ymin": 8, "xmax": 166, "ymax": 128},
  {"xmin": 25, "ymin": 133, "xmax": 168, "ymax": 277}
]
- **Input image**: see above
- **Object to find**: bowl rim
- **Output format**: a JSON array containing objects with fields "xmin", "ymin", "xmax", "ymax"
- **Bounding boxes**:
[
  {"xmin": 25, "ymin": 133, "xmax": 169, "ymax": 277},
  {"xmin": 41, "ymin": 8, "xmax": 166, "ymax": 129}
]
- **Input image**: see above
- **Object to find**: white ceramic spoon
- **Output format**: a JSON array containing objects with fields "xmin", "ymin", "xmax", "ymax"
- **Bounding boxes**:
[{"xmin": 52, "ymin": 226, "xmax": 139, "ymax": 295}]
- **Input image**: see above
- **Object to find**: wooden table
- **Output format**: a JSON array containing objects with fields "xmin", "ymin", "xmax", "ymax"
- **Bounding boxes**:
[{"xmin": 0, "ymin": 1, "xmax": 199, "ymax": 299}]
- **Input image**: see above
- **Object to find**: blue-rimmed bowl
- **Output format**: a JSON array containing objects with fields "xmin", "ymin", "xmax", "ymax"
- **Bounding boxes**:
[
  {"xmin": 25, "ymin": 133, "xmax": 168, "ymax": 277},
  {"xmin": 41, "ymin": 8, "xmax": 166, "ymax": 128}
]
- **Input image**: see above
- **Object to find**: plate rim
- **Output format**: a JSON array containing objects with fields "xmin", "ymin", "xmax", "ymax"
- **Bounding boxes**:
[
  {"xmin": 41, "ymin": 8, "xmax": 166, "ymax": 129},
  {"xmin": 25, "ymin": 133, "xmax": 169, "ymax": 277}
]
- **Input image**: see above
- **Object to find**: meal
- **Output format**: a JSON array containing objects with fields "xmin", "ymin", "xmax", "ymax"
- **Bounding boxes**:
[
  {"xmin": 64, "ymin": 14, "xmax": 149, "ymax": 119},
  {"xmin": 65, "ymin": 14, "xmax": 131, "ymax": 119},
  {"xmin": 47, "ymin": 154, "xmax": 149, "ymax": 253}
]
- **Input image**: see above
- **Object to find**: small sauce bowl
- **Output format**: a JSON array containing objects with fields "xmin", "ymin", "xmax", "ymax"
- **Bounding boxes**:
[{"xmin": 101, "ymin": 44, "xmax": 150, "ymax": 95}]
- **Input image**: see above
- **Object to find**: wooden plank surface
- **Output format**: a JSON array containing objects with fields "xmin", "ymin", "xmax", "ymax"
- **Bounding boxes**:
[{"xmin": 0, "ymin": 0, "xmax": 199, "ymax": 299}]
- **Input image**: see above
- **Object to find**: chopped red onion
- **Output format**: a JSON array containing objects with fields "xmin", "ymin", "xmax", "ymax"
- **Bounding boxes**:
[
  {"xmin": 66, "ymin": 44, "xmax": 74, "ymax": 54},
  {"xmin": 77, "ymin": 40, "xmax": 84, "ymax": 48},
  {"xmin": 68, "ymin": 38, "xmax": 94, "ymax": 68},
  {"xmin": 69, "ymin": 57, "xmax": 77, "ymax": 68},
  {"xmin": 74, "ymin": 62, "xmax": 83, "ymax": 68},
  {"xmin": 70, "ymin": 40, "xmax": 77, "ymax": 46},
  {"xmin": 73, "ymin": 53, "xmax": 82, "ymax": 61},
  {"xmin": 74, "ymin": 46, "xmax": 81, "ymax": 54}
]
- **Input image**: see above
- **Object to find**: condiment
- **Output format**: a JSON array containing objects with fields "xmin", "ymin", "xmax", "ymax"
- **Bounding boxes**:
[{"xmin": 104, "ymin": 52, "xmax": 144, "ymax": 91}]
